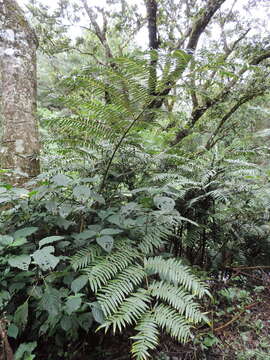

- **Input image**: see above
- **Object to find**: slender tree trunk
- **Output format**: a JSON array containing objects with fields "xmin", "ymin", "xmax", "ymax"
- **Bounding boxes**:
[{"xmin": 0, "ymin": 0, "xmax": 40, "ymax": 185}]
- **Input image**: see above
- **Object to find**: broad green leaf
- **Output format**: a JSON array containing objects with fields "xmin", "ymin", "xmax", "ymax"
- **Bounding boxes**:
[
  {"xmin": 72, "ymin": 230, "xmax": 97, "ymax": 241},
  {"xmin": 10, "ymin": 238, "xmax": 27, "ymax": 247},
  {"xmin": 40, "ymin": 287, "xmax": 62, "ymax": 316},
  {"xmin": 14, "ymin": 301, "xmax": 28, "ymax": 329},
  {"xmin": 0, "ymin": 235, "xmax": 13, "ymax": 246},
  {"xmin": 71, "ymin": 275, "xmax": 89, "ymax": 293},
  {"xmin": 56, "ymin": 216, "xmax": 74, "ymax": 230},
  {"xmin": 39, "ymin": 236, "xmax": 65, "ymax": 248},
  {"xmin": 59, "ymin": 204, "xmax": 73, "ymax": 218},
  {"xmin": 100, "ymin": 228, "xmax": 123, "ymax": 235},
  {"xmin": 14, "ymin": 342, "xmax": 37, "ymax": 360},
  {"xmin": 107, "ymin": 214, "xmax": 123, "ymax": 227},
  {"xmin": 13, "ymin": 227, "xmax": 38, "ymax": 239},
  {"xmin": 73, "ymin": 185, "xmax": 91, "ymax": 200},
  {"xmin": 60, "ymin": 315, "xmax": 73, "ymax": 331},
  {"xmin": 154, "ymin": 196, "xmax": 175, "ymax": 211},
  {"xmin": 8, "ymin": 255, "xmax": 31, "ymax": 270},
  {"xmin": 77, "ymin": 313, "xmax": 93, "ymax": 332},
  {"xmin": 0, "ymin": 196, "xmax": 10, "ymax": 203},
  {"xmin": 32, "ymin": 246, "xmax": 59, "ymax": 271},
  {"xmin": 65, "ymin": 296, "xmax": 82, "ymax": 315},
  {"xmin": 8, "ymin": 324, "xmax": 19, "ymax": 339},
  {"xmin": 96, "ymin": 235, "xmax": 114, "ymax": 252},
  {"xmin": 90, "ymin": 190, "xmax": 105, "ymax": 204},
  {"xmin": 56, "ymin": 240, "xmax": 71, "ymax": 249},
  {"xmin": 9, "ymin": 282, "xmax": 25, "ymax": 294},
  {"xmin": 88, "ymin": 224, "xmax": 102, "ymax": 232},
  {"xmin": 89, "ymin": 302, "xmax": 105, "ymax": 324},
  {"xmin": 0, "ymin": 290, "xmax": 10, "ymax": 307},
  {"xmin": 27, "ymin": 286, "xmax": 43, "ymax": 299},
  {"xmin": 52, "ymin": 174, "xmax": 71, "ymax": 186},
  {"xmin": 0, "ymin": 290, "xmax": 10, "ymax": 301},
  {"xmin": 45, "ymin": 199, "xmax": 58, "ymax": 213}
]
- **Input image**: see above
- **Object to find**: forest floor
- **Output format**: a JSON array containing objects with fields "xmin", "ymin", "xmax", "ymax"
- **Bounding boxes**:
[{"xmin": 89, "ymin": 272, "xmax": 270, "ymax": 360}]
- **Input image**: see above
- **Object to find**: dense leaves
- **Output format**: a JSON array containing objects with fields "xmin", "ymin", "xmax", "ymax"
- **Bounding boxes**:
[{"xmin": 1, "ymin": 0, "xmax": 270, "ymax": 359}]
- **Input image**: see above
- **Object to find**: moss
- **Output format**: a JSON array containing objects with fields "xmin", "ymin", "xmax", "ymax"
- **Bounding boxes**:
[
  {"xmin": 6, "ymin": 1, "xmax": 28, "ymax": 29},
  {"xmin": 2, "ymin": 0, "xmax": 38, "ymax": 46}
]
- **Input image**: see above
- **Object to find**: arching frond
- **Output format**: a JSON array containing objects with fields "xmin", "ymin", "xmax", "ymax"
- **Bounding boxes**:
[
  {"xmin": 97, "ymin": 265, "xmax": 146, "ymax": 317},
  {"xmin": 145, "ymin": 257, "xmax": 209, "ymax": 298},
  {"xmin": 131, "ymin": 312, "xmax": 159, "ymax": 360}
]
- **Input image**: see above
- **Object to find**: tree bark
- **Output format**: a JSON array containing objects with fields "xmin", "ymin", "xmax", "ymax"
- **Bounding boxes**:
[
  {"xmin": 0, "ymin": 0, "xmax": 40, "ymax": 185},
  {"xmin": 146, "ymin": 0, "xmax": 226, "ymax": 112},
  {"xmin": 146, "ymin": 0, "xmax": 158, "ymax": 96}
]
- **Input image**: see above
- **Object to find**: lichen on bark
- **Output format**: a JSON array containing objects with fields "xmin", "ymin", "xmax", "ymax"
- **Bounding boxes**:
[{"xmin": 0, "ymin": 0, "xmax": 40, "ymax": 186}]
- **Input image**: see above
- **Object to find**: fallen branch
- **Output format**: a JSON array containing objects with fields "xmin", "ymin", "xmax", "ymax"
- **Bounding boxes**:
[
  {"xmin": 0, "ymin": 319, "xmax": 14, "ymax": 360},
  {"xmin": 213, "ymin": 302, "xmax": 258, "ymax": 333},
  {"xmin": 194, "ymin": 302, "xmax": 258, "ymax": 340},
  {"xmin": 231, "ymin": 270, "xmax": 266, "ymax": 283},
  {"xmin": 227, "ymin": 266, "xmax": 270, "ymax": 271}
]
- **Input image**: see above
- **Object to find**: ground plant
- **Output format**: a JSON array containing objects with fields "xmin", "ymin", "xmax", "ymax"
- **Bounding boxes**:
[{"xmin": 1, "ymin": 0, "xmax": 270, "ymax": 359}]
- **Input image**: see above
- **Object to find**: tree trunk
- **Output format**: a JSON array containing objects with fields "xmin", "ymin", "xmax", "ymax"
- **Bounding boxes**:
[{"xmin": 0, "ymin": 0, "xmax": 40, "ymax": 186}]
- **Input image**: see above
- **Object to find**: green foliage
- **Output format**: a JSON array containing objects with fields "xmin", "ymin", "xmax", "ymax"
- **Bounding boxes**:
[
  {"xmin": 2, "ymin": 90, "xmax": 270, "ymax": 357},
  {"xmin": 14, "ymin": 342, "xmax": 37, "ymax": 360},
  {"xmin": 1, "ymin": 9, "xmax": 270, "ymax": 356},
  {"xmin": 0, "ymin": 175, "xmax": 210, "ymax": 359}
]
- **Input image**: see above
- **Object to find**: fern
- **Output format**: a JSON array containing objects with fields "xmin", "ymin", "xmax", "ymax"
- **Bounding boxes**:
[
  {"xmin": 131, "ymin": 312, "xmax": 159, "ymax": 360},
  {"xmin": 153, "ymin": 304, "xmax": 191, "ymax": 342},
  {"xmin": 49, "ymin": 53, "xmax": 214, "ymax": 359},
  {"xmin": 138, "ymin": 223, "xmax": 172, "ymax": 254},
  {"xmin": 73, "ymin": 239, "xmax": 209, "ymax": 359},
  {"xmin": 149, "ymin": 281, "xmax": 207, "ymax": 324},
  {"xmin": 71, "ymin": 244, "xmax": 102, "ymax": 270},
  {"xmin": 100, "ymin": 289, "xmax": 152, "ymax": 333},
  {"xmin": 145, "ymin": 257, "xmax": 209, "ymax": 298},
  {"xmin": 83, "ymin": 243, "xmax": 141, "ymax": 293},
  {"xmin": 97, "ymin": 265, "xmax": 146, "ymax": 317}
]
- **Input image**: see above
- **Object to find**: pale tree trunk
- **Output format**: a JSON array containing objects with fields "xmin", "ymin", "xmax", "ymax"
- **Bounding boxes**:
[{"xmin": 0, "ymin": 0, "xmax": 40, "ymax": 186}]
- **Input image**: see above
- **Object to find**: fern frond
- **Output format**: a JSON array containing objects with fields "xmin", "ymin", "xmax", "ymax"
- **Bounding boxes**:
[
  {"xmin": 85, "ymin": 244, "xmax": 141, "ymax": 292},
  {"xmin": 71, "ymin": 244, "xmax": 102, "ymax": 270},
  {"xmin": 131, "ymin": 312, "xmax": 159, "ymax": 360},
  {"xmin": 99, "ymin": 289, "xmax": 152, "ymax": 333},
  {"xmin": 149, "ymin": 281, "xmax": 207, "ymax": 324},
  {"xmin": 97, "ymin": 265, "xmax": 146, "ymax": 317},
  {"xmin": 224, "ymin": 159, "xmax": 258, "ymax": 168},
  {"xmin": 145, "ymin": 257, "xmax": 209, "ymax": 298},
  {"xmin": 229, "ymin": 168, "xmax": 261, "ymax": 177},
  {"xmin": 153, "ymin": 304, "xmax": 191, "ymax": 343},
  {"xmin": 139, "ymin": 224, "xmax": 172, "ymax": 254}
]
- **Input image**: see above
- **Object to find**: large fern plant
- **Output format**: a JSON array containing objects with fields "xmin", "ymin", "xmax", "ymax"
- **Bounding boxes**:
[
  {"xmin": 40, "ymin": 53, "xmax": 211, "ymax": 358},
  {"xmin": 71, "ymin": 213, "xmax": 210, "ymax": 359}
]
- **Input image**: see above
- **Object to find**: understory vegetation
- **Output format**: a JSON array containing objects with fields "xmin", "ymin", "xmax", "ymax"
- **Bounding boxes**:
[{"xmin": 1, "ymin": 0, "xmax": 270, "ymax": 359}]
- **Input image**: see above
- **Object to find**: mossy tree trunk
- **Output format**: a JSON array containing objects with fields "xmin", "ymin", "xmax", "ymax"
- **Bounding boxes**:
[{"xmin": 0, "ymin": 0, "xmax": 40, "ymax": 185}]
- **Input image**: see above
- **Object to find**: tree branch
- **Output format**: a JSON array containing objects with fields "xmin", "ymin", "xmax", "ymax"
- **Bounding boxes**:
[
  {"xmin": 202, "ymin": 28, "xmax": 251, "ymax": 92},
  {"xmin": 205, "ymin": 92, "xmax": 264, "ymax": 150},
  {"xmin": 186, "ymin": 0, "xmax": 226, "ymax": 51},
  {"xmin": 146, "ymin": 0, "xmax": 159, "ymax": 50},
  {"xmin": 171, "ymin": 49, "xmax": 270, "ymax": 145},
  {"xmin": 250, "ymin": 49, "xmax": 270, "ymax": 65},
  {"xmin": 146, "ymin": 0, "xmax": 159, "ymax": 95},
  {"xmin": 148, "ymin": 0, "xmax": 226, "ymax": 111},
  {"xmin": 81, "ymin": 0, "xmax": 113, "ymax": 58}
]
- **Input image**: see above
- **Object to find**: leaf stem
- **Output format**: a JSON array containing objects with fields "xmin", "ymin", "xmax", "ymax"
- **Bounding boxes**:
[{"xmin": 99, "ymin": 104, "xmax": 151, "ymax": 193}]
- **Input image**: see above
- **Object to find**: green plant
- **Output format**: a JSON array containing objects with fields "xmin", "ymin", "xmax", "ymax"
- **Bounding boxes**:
[
  {"xmin": 0, "ymin": 175, "xmax": 210, "ymax": 359},
  {"xmin": 218, "ymin": 288, "xmax": 251, "ymax": 305}
]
